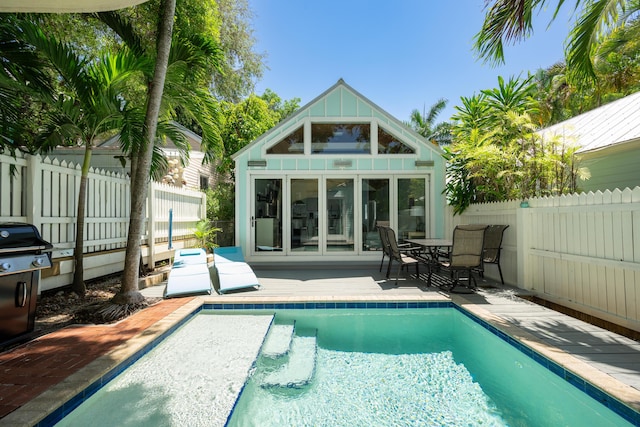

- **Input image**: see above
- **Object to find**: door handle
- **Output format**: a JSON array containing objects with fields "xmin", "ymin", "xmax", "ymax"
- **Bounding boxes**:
[{"xmin": 15, "ymin": 281, "xmax": 27, "ymax": 307}]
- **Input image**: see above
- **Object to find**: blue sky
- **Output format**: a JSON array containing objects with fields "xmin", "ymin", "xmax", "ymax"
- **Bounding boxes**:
[{"xmin": 250, "ymin": 1, "xmax": 577, "ymax": 122}]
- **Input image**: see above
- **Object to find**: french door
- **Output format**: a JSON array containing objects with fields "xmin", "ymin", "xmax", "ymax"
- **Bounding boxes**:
[
  {"xmin": 251, "ymin": 175, "xmax": 428, "ymax": 255},
  {"xmin": 252, "ymin": 178, "xmax": 283, "ymax": 252},
  {"xmin": 326, "ymin": 178, "xmax": 354, "ymax": 252}
]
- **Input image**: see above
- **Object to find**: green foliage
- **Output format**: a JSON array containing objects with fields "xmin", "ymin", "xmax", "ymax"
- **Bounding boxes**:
[
  {"xmin": 474, "ymin": 0, "xmax": 640, "ymax": 89},
  {"xmin": 204, "ymin": 181, "xmax": 235, "ymax": 221},
  {"xmin": 442, "ymin": 145, "xmax": 476, "ymax": 215},
  {"xmin": 447, "ymin": 75, "xmax": 585, "ymax": 214},
  {"xmin": 210, "ymin": 0, "xmax": 266, "ymax": 102},
  {"xmin": 260, "ymin": 88, "xmax": 301, "ymax": 121},
  {"xmin": 26, "ymin": 0, "xmax": 265, "ymax": 104},
  {"xmin": 192, "ymin": 219, "xmax": 222, "ymax": 251},
  {"xmin": 218, "ymin": 94, "xmax": 279, "ymax": 175},
  {"xmin": 406, "ymin": 98, "xmax": 452, "ymax": 146}
]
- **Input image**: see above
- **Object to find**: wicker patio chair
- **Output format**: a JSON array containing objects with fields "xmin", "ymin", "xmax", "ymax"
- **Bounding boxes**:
[
  {"xmin": 478, "ymin": 225, "xmax": 509, "ymax": 284},
  {"xmin": 428, "ymin": 224, "xmax": 487, "ymax": 292},
  {"xmin": 385, "ymin": 227, "xmax": 422, "ymax": 286}
]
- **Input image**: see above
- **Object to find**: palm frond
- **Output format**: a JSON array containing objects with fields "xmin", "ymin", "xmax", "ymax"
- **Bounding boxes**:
[
  {"xmin": 118, "ymin": 107, "xmax": 146, "ymax": 155},
  {"xmin": 566, "ymin": 0, "xmax": 626, "ymax": 82},
  {"xmin": 93, "ymin": 11, "xmax": 145, "ymax": 57},
  {"xmin": 474, "ymin": 0, "xmax": 580, "ymax": 64},
  {"xmin": 0, "ymin": 18, "xmax": 53, "ymax": 96},
  {"xmin": 474, "ymin": 0, "xmax": 539, "ymax": 64}
]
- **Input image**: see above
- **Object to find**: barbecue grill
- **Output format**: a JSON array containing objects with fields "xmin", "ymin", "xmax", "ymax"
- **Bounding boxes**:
[{"xmin": 0, "ymin": 222, "xmax": 52, "ymax": 344}]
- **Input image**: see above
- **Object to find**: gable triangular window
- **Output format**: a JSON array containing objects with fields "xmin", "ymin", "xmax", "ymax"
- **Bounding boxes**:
[
  {"xmin": 378, "ymin": 127, "xmax": 414, "ymax": 154},
  {"xmin": 267, "ymin": 126, "xmax": 304, "ymax": 154}
]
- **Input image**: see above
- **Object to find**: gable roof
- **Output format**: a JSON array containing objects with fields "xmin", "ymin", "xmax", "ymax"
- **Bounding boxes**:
[
  {"xmin": 232, "ymin": 79, "xmax": 441, "ymax": 160},
  {"xmin": 538, "ymin": 91, "xmax": 640, "ymax": 154}
]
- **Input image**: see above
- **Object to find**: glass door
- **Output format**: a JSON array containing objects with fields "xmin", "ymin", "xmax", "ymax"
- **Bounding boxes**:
[
  {"xmin": 397, "ymin": 178, "xmax": 427, "ymax": 242},
  {"xmin": 361, "ymin": 178, "xmax": 390, "ymax": 252},
  {"xmin": 253, "ymin": 178, "xmax": 282, "ymax": 252},
  {"xmin": 326, "ymin": 178, "xmax": 354, "ymax": 252},
  {"xmin": 290, "ymin": 178, "xmax": 319, "ymax": 252}
]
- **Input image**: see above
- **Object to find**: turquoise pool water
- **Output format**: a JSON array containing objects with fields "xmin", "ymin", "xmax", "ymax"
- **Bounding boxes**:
[
  {"xmin": 228, "ymin": 309, "xmax": 634, "ymax": 427},
  {"xmin": 47, "ymin": 305, "xmax": 638, "ymax": 426}
]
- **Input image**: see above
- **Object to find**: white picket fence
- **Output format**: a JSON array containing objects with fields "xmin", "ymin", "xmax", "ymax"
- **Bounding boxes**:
[
  {"xmin": 0, "ymin": 152, "xmax": 206, "ymax": 291},
  {"xmin": 450, "ymin": 187, "xmax": 640, "ymax": 331}
]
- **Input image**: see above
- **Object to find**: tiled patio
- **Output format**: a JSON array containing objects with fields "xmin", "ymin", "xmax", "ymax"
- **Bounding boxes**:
[{"xmin": 1, "ymin": 265, "xmax": 640, "ymax": 426}]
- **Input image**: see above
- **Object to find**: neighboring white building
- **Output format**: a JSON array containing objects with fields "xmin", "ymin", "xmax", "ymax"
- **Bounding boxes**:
[
  {"xmin": 48, "ymin": 123, "xmax": 214, "ymax": 190},
  {"xmin": 538, "ymin": 92, "xmax": 640, "ymax": 193}
]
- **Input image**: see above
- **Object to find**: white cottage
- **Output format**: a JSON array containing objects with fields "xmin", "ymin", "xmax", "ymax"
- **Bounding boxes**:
[{"xmin": 232, "ymin": 79, "xmax": 447, "ymax": 263}]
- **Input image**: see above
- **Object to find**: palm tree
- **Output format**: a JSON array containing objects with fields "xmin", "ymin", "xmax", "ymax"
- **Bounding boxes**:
[
  {"xmin": 474, "ymin": 0, "xmax": 637, "ymax": 83},
  {"xmin": 103, "ymin": 1, "xmax": 224, "ymax": 309},
  {"xmin": 481, "ymin": 75, "xmax": 537, "ymax": 114},
  {"xmin": 532, "ymin": 63, "xmax": 572, "ymax": 125},
  {"xmin": 407, "ymin": 98, "xmax": 452, "ymax": 146},
  {"xmin": 17, "ymin": 22, "xmax": 150, "ymax": 295},
  {"xmin": 116, "ymin": 0, "xmax": 176, "ymax": 306}
]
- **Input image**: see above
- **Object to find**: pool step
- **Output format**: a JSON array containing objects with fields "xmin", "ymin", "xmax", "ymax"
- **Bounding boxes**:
[
  {"xmin": 261, "ymin": 332, "xmax": 318, "ymax": 389},
  {"xmin": 262, "ymin": 323, "xmax": 295, "ymax": 358}
]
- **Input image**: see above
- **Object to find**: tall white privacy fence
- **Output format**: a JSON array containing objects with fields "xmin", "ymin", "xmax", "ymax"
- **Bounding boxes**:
[
  {"xmin": 0, "ymin": 152, "xmax": 206, "ymax": 291},
  {"xmin": 448, "ymin": 187, "xmax": 640, "ymax": 331}
]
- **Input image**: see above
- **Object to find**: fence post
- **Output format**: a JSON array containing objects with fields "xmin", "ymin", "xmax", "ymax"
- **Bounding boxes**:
[
  {"xmin": 26, "ymin": 154, "xmax": 42, "ymax": 228},
  {"xmin": 201, "ymin": 190, "xmax": 207, "ymax": 220},
  {"xmin": 168, "ymin": 208, "xmax": 173, "ymax": 249},
  {"xmin": 516, "ymin": 205, "xmax": 530, "ymax": 289},
  {"xmin": 147, "ymin": 181, "xmax": 156, "ymax": 270}
]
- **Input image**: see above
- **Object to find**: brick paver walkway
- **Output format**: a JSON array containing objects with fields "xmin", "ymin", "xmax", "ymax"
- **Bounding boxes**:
[{"xmin": 0, "ymin": 297, "xmax": 193, "ymax": 420}]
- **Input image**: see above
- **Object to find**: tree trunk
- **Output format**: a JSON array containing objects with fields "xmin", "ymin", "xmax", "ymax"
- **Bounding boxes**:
[
  {"xmin": 71, "ymin": 143, "xmax": 92, "ymax": 296},
  {"xmin": 113, "ymin": 0, "xmax": 176, "ymax": 305}
]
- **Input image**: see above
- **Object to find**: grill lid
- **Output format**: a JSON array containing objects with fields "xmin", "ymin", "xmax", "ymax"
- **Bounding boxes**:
[{"xmin": 0, "ymin": 222, "xmax": 53, "ymax": 254}]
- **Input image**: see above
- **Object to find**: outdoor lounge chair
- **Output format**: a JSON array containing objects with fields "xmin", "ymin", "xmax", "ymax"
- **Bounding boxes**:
[
  {"xmin": 165, "ymin": 248, "xmax": 213, "ymax": 298},
  {"xmin": 428, "ymin": 224, "xmax": 487, "ymax": 292},
  {"xmin": 478, "ymin": 224, "xmax": 509, "ymax": 284},
  {"xmin": 385, "ymin": 227, "xmax": 422, "ymax": 286},
  {"xmin": 213, "ymin": 246, "xmax": 260, "ymax": 294}
]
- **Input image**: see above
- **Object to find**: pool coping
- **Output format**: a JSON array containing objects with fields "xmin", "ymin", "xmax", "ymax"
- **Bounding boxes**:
[{"xmin": 5, "ymin": 293, "xmax": 640, "ymax": 426}]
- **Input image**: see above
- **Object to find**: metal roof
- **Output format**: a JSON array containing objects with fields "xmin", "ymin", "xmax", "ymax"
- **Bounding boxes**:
[{"xmin": 537, "ymin": 91, "xmax": 640, "ymax": 154}]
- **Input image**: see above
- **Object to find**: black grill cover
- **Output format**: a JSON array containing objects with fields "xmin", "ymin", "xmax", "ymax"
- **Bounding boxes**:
[{"xmin": 0, "ymin": 222, "xmax": 53, "ymax": 253}]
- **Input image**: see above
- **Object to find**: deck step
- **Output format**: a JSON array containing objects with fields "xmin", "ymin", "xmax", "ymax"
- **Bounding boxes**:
[
  {"xmin": 261, "ymin": 323, "xmax": 295, "ymax": 358},
  {"xmin": 261, "ymin": 333, "xmax": 317, "ymax": 388}
]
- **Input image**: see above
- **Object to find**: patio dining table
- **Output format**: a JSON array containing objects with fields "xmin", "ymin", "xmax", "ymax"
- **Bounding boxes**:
[{"xmin": 405, "ymin": 238, "xmax": 453, "ymax": 267}]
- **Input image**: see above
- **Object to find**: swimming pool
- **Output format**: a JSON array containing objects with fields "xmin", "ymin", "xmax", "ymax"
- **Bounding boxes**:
[
  {"xmin": 228, "ymin": 308, "xmax": 635, "ymax": 426},
  {"xmin": 45, "ymin": 303, "xmax": 639, "ymax": 426}
]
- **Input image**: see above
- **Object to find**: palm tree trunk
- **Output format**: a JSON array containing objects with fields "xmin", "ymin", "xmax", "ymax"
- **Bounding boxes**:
[
  {"xmin": 71, "ymin": 143, "xmax": 92, "ymax": 296},
  {"xmin": 113, "ymin": 0, "xmax": 176, "ymax": 304}
]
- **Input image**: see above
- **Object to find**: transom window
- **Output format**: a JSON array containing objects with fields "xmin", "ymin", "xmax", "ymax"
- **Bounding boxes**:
[{"xmin": 311, "ymin": 123, "xmax": 371, "ymax": 154}]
